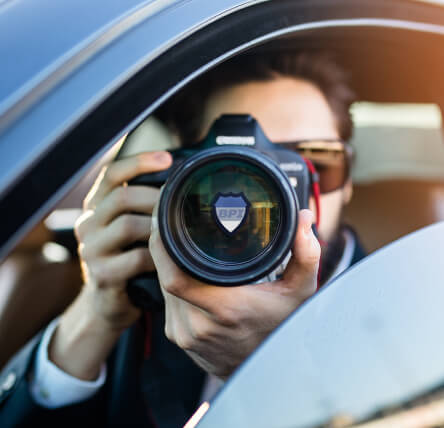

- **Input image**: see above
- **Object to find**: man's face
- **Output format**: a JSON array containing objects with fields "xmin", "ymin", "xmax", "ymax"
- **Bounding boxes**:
[{"xmin": 198, "ymin": 76, "xmax": 352, "ymax": 243}]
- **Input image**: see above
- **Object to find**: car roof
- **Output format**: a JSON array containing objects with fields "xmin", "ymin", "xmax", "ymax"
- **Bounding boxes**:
[
  {"xmin": 0, "ymin": 0, "xmax": 153, "ymax": 114},
  {"xmin": 0, "ymin": 0, "xmax": 259, "ymax": 191}
]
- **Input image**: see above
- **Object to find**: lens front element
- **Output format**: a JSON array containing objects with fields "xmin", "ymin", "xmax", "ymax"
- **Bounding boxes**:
[{"xmin": 182, "ymin": 159, "xmax": 281, "ymax": 264}]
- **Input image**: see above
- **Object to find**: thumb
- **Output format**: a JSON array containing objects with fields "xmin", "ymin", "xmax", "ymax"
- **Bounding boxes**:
[{"xmin": 280, "ymin": 209, "xmax": 321, "ymax": 299}]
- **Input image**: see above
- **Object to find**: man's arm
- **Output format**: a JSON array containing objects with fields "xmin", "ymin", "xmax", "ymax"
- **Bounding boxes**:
[
  {"xmin": 47, "ymin": 151, "xmax": 172, "ymax": 380},
  {"xmin": 0, "ymin": 151, "xmax": 172, "ymax": 424},
  {"xmin": 30, "ymin": 317, "xmax": 106, "ymax": 408}
]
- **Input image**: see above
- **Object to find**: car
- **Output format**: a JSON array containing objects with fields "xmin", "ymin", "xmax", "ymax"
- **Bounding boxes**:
[{"xmin": 1, "ymin": 0, "xmax": 444, "ymax": 427}]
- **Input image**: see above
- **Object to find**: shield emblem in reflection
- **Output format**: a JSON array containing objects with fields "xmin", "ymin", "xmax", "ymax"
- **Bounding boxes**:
[{"xmin": 212, "ymin": 193, "xmax": 250, "ymax": 234}]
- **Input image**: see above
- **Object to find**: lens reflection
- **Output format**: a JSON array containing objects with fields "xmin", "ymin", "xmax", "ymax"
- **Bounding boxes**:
[{"xmin": 181, "ymin": 159, "xmax": 282, "ymax": 263}]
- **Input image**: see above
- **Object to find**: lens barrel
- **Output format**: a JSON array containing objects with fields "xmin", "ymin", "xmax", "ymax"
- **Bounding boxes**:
[{"xmin": 158, "ymin": 147, "xmax": 298, "ymax": 285}]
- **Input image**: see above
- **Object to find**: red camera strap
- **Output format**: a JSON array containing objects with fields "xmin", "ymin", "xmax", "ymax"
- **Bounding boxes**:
[
  {"xmin": 303, "ymin": 157, "xmax": 321, "ymax": 231},
  {"xmin": 303, "ymin": 157, "xmax": 323, "ymax": 290}
]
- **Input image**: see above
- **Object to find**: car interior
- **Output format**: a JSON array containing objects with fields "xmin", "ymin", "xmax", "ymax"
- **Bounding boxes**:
[{"xmin": 1, "ymin": 12, "xmax": 444, "ymax": 426}]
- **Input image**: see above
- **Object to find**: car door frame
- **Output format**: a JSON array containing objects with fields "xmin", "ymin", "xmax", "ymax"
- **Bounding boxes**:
[{"xmin": 1, "ymin": 0, "xmax": 444, "ymax": 260}]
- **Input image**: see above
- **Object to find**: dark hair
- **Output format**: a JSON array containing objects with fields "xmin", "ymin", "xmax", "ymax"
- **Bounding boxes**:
[{"xmin": 156, "ymin": 51, "xmax": 356, "ymax": 143}]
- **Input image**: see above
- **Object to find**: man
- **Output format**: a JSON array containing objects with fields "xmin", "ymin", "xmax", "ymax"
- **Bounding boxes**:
[{"xmin": 0, "ymin": 51, "xmax": 364, "ymax": 427}]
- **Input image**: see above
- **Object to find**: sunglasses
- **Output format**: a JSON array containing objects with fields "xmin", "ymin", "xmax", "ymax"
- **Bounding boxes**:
[{"xmin": 276, "ymin": 139, "xmax": 353, "ymax": 193}]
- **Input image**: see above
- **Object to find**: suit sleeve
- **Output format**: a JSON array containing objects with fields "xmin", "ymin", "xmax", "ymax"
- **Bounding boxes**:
[
  {"xmin": 30, "ymin": 317, "xmax": 106, "ymax": 408},
  {"xmin": 0, "ymin": 330, "xmax": 106, "ymax": 428}
]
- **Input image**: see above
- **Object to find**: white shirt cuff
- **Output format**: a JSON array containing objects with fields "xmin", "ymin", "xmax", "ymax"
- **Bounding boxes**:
[{"xmin": 29, "ymin": 317, "xmax": 107, "ymax": 409}]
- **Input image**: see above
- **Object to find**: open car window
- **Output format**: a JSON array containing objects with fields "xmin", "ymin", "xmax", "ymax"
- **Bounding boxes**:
[{"xmin": 345, "ymin": 102, "xmax": 444, "ymax": 252}]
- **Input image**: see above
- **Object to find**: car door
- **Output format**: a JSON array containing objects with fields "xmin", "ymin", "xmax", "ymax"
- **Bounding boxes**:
[{"xmin": 194, "ymin": 221, "xmax": 444, "ymax": 428}]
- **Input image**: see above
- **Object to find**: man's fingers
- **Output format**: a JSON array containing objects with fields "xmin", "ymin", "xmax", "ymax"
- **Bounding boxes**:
[
  {"xmin": 84, "ymin": 151, "xmax": 172, "ymax": 209},
  {"xmin": 75, "ymin": 186, "xmax": 159, "ymax": 240},
  {"xmin": 280, "ymin": 209, "xmax": 320, "ymax": 298},
  {"xmin": 93, "ymin": 186, "xmax": 160, "ymax": 226},
  {"xmin": 90, "ymin": 248, "xmax": 154, "ymax": 284},
  {"xmin": 149, "ymin": 221, "xmax": 231, "ymax": 316},
  {"xmin": 81, "ymin": 215, "xmax": 151, "ymax": 257}
]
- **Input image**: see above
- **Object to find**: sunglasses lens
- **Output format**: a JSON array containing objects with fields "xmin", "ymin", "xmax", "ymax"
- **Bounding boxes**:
[
  {"xmin": 293, "ymin": 146, "xmax": 349, "ymax": 193},
  {"xmin": 310, "ymin": 152, "xmax": 348, "ymax": 193}
]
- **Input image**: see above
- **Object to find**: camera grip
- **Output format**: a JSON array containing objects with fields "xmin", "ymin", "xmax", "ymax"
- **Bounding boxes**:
[
  {"xmin": 126, "ymin": 272, "xmax": 165, "ymax": 311},
  {"xmin": 128, "ymin": 170, "xmax": 169, "ymax": 188},
  {"xmin": 124, "ymin": 172, "xmax": 167, "ymax": 310}
]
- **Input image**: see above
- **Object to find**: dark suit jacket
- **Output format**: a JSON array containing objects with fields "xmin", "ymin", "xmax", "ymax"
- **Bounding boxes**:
[
  {"xmin": 0, "ymin": 311, "xmax": 206, "ymax": 428},
  {"xmin": 0, "ymin": 231, "xmax": 366, "ymax": 428}
]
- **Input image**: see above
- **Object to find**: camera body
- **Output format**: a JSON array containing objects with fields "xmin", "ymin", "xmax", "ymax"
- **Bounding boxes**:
[
  {"xmin": 131, "ymin": 115, "xmax": 311, "ymax": 206},
  {"xmin": 127, "ymin": 114, "xmax": 312, "ymax": 309}
]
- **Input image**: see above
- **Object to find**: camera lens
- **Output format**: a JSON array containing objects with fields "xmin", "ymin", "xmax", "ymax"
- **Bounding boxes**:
[{"xmin": 158, "ymin": 148, "xmax": 298, "ymax": 285}]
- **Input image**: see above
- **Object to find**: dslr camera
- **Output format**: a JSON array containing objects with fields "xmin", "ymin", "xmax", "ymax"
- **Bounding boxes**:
[{"xmin": 127, "ymin": 114, "xmax": 313, "ymax": 309}]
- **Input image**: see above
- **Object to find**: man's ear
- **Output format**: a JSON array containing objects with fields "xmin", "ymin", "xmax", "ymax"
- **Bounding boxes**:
[{"xmin": 342, "ymin": 179, "xmax": 353, "ymax": 205}]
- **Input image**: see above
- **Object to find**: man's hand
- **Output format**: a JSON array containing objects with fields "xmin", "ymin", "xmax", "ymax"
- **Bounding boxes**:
[
  {"xmin": 150, "ymin": 208, "xmax": 320, "ymax": 379},
  {"xmin": 74, "ymin": 151, "xmax": 172, "ymax": 329},
  {"xmin": 48, "ymin": 151, "xmax": 172, "ymax": 380}
]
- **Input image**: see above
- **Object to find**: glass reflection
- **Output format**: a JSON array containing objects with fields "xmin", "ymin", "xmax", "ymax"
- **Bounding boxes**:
[{"xmin": 196, "ymin": 222, "xmax": 444, "ymax": 428}]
